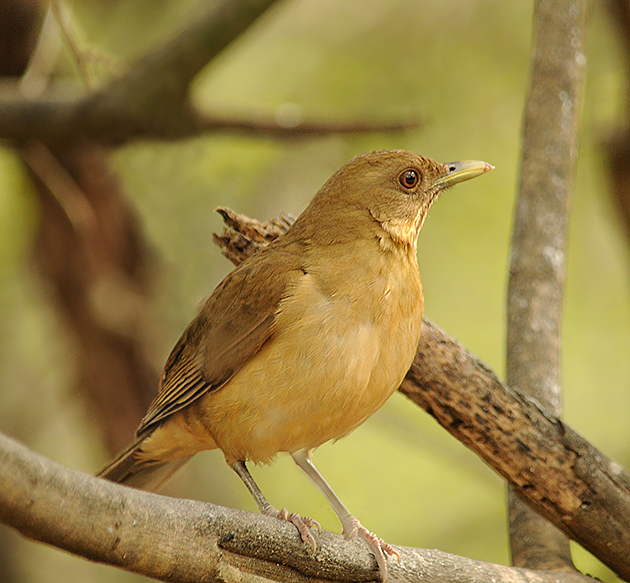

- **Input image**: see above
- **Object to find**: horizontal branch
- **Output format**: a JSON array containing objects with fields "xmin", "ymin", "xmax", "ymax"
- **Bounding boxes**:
[
  {"xmin": 195, "ymin": 113, "xmax": 420, "ymax": 140},
  {"xmin": 0, "ymin": 431, "xmax": 594, "ymax": 583},
  {"xmin": 0, "ymin": 0, "xmax": 419, "ymax": 145},
  {"xmin": 0, "ymin": 90, "xmax": 419, "ymax": 144},
  {"xmin": 214, "ymin": 208, "xmax": 630, "ymax": 582}
]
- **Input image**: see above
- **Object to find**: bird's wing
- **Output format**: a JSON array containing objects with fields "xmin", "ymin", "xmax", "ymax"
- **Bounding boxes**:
[{"xmin": 137, "ymin": 248, "xmax": 302, "ymax": 434}]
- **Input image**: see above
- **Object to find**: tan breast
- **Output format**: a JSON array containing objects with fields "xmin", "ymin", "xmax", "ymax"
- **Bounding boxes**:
[{"xmin": 196, "ymin": 243, "xmax": 424, "ymax": 464}]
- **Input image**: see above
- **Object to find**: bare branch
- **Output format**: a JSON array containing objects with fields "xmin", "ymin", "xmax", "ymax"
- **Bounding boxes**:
[
  {"xmin": 0, "ymin": 90, "xmax": 420, "ymax": 144},
  {"xmin": 0, "ymin": 431, "xmax": 596, "ymax": 583},
  {"xmin": 403, "ymin": 321, "xmax": 630, "ymax": 581},
  {"xmin": 0, "ymin": 0, "xmax": 419, "ymax": 145},
  {"xmin": 506, "ymin": 0, "xmax": 588, "ymax": 569},
  {"xmin": 195, "ymin": 113, "xmax": 421, "ymax": 140}
]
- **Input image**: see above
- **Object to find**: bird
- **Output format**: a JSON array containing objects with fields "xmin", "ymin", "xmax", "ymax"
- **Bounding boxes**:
[{"xmin": 98, "ymin": 149, "xmax": 493, "ymax": 580}]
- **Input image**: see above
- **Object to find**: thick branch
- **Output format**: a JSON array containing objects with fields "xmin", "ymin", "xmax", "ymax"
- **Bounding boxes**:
[
  {"xmin": 510, "ymin": 0, "xmax": 586, "ymax": 409},
  {"xmin": 0, "ymin": 431, "xmax": 595, "ymax": 583},
  {"xmin": 24, "ymin": 141, "xmax": 159, "ymax": 453},
  {"xmin": 403, "ymin": 322, "xmax": 630, "ymax": 580},
  {"xmin": 506, "ymin": 0, "xmax": 588, "ymax": 570},
  {"xmin": 214, "ymin": 208, "xmax": 630, "ymax": 582}
]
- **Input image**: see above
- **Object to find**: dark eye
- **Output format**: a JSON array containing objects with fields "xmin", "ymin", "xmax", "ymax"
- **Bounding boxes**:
[{"xmin": 399, "ymin": 169, "xmax": 419, "ymax": 189}]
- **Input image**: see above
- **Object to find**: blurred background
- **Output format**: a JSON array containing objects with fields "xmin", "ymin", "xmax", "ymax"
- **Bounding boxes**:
[{"xmin": 1, "ymin": 0, "xmax": 629, "ymax": 581}]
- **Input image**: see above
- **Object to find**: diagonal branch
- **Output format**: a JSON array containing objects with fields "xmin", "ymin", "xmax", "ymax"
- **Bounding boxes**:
[
  {"xmin": 0, "ymin": 431, "xmax": 596, "ymax": 583},
  {"xmin": 0, "ymin": 208, "xmax": 623, "ymax": 581}
]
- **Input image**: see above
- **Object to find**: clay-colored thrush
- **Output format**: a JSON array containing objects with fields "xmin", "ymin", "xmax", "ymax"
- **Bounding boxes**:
[{"xmin": 99, "ymin": 149, "xmax": 492, "ymax": 579}]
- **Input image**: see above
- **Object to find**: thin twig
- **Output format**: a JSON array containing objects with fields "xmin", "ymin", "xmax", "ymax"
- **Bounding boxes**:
[{"xmin": 50, "ymin": 0, "xmax": 92, "ymax": 90}]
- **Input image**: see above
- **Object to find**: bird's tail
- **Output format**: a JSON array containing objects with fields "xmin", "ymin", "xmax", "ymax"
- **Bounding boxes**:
[{"xmin": 97, "ymin": 432, "xmax": 192, "ymax": 491}]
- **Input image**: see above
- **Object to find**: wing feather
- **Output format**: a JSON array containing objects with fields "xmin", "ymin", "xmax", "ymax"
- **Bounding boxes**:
[{"xmin": 137, "ymin": 246, "xmax": 302, "ymax": 434}]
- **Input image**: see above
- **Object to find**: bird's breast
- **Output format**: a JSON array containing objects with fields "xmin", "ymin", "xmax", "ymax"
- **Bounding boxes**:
[{"xmin": 199, "ymin": 247, "xmax": 424, "ymax": 464}]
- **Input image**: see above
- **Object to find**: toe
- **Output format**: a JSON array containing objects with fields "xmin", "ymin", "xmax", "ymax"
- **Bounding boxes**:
[
  {"xmin": 277, "ymin": 508, "xmax": 319, "ymax": 553},
  {"xmin": 342, "ymin": 517, "xmax": 396, "ymax": 582}
]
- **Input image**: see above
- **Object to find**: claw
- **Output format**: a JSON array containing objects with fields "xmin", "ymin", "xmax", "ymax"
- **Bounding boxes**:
[
  {"xmin": 286, "ymin": 453, "xmax": 397, "ymax": 580},
  {"xmin": 232, "ymin": 462, "xmax": 321, "ymax": 553},
  {"xmin": 343, "ymin": 516, "xmax": 398, "ymax": 582},
  {"xmin": 273, "ymin": 507, "xmax": 321, "ymax": 553}
]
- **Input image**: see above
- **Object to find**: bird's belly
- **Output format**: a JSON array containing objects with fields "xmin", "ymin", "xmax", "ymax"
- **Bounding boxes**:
[{"xmin": 198, "ymin": 276, "xmax": 422, "ymax": 464}]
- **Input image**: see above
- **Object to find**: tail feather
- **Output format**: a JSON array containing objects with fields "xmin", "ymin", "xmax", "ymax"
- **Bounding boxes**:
[{"xmin": 97, "ymin": 433, "xmax": 192, "ymax": 491}]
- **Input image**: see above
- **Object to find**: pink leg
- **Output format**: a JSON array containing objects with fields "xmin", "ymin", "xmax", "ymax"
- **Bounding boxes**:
[{"xmin": 291, "ymin": 450, "xmax": 399, "ymax": 582}]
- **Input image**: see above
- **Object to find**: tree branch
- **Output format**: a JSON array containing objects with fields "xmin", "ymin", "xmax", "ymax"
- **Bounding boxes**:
[
  {"xmin": 1, "ymin": 209, "xmax": 622, "ymax": 581},
  {"xmin": 23, "ymin": 140, "xmax": 159, "ymax": 454},
  {"xmin": 0, "ymin": 0, "xmax": 419, "ymax": 145},
  {"xmin": 214, "ymin": 208, "xmax": 630, "ymax": 582},
  {"xmin": 194, "ymin": 113, "xmax": 420, "ymax": 140},
  {"xmin": 506, "ymin": 0, "xmax": 587, "ymax": 570},
  {"xmin": 0, "ymin": 431, "xmax": 596, "ymax": 583}
]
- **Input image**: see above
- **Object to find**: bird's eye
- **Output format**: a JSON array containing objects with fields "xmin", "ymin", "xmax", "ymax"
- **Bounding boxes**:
[{"xmin": 399, "ymin": 169, "xmax": 419, "ymax": 189}]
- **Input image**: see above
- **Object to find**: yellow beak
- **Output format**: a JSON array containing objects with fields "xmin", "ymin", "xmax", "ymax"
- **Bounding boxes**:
[{"xmin": 435, "ymin": 160, "xmax": 494, "ymax": 189}]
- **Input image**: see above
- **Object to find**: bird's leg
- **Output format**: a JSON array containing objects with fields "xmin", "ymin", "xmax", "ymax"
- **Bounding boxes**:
[
  {"xmin": 291, "ymin": 449, "xmax": 399, "ymax": 582},
  {"xmin": 231, "ymin": 461, "xmax": 321, "ymax": 551}
]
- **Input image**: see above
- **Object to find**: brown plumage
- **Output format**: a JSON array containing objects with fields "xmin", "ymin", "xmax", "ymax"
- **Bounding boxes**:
[{"xmin": 98, "ymin": 149, "xmax": 492, "ymax": 580}]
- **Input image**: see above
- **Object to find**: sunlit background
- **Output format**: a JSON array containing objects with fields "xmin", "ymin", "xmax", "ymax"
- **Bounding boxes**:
[{"xmin": 1, "ymin": 0, "xmax": 628, "ymax": 581}]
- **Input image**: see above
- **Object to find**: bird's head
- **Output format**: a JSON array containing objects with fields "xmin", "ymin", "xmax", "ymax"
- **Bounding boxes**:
[{"xmin": 297, "ymin": 150, "xmax": 493, "ymax": 252}]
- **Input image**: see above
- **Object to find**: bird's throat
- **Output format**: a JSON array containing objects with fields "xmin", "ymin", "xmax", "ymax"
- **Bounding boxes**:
[{"xmin": 377, "ymin": 208, "xmax": 425, "ymax": 254}]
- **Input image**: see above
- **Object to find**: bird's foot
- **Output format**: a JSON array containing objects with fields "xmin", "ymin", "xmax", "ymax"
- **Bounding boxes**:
[
  {"xmin": 264, "ymin": 506, "xmax": 322, "ymax": 552},
  {"xmin": 342, "ymin": 516, "xmax": 400, "ymax": 582}
]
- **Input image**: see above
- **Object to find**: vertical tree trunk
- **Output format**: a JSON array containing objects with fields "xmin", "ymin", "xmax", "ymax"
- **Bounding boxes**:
[{"xmin": 506, "ymin": 0, "xmax": 587, "ymax": 570}]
